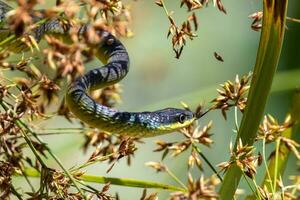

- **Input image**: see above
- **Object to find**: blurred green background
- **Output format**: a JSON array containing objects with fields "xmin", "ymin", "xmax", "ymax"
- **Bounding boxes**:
[{"xmin": 11, "ymin": 0, "xmax": 300, "ymax": 199}]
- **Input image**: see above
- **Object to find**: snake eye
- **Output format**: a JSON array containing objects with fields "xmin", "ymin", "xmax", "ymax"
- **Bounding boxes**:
[{"xmin": 178, "ymin": 114, "xmax": 186, "ymax": 124}]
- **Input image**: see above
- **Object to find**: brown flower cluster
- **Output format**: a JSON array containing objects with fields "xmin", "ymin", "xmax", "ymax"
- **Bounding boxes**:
[
  {"xmin": 155, "ymin": 0, "xmax": 227, "ymax": 58},
  {"xmin": 38, "ymin": 75, "xmax": 60, "ymax": 106},
  {"xmin": 180, "ymin": 0, "xmax": 203, "ymax": 11},
  {"xmin": 91, "ymin": 84, "xmax": 122, "ymax": 108},
  {"xmin": 155, "ymin": 122, "xmax": 213, "ymax": 156},
  {"xmin": 82, "ymin": 129, "xmax": 140, "ymax": 172},
  {"xmin": 257, "ymin": 115, "xmax": 293, "ymax": 142},
  {"xmin": 218, "ymin": 139, "xmax": 257, "ymax": 178},
  {"xmin": 7, "ymin": 0, "xmax": 43, "ymax": 35},
  {"xmin": 17, "ymin": 83, "xmax": 44, "ymax": 118},
  {"xmin": 154, "ymin": 121, "xmax": 213, "ymax": 170},
  {"xmin": 155, "ymin": 0, "xmax": 198, "ymax": 58},
  {"xmin": 140, "ymin": 189, "xmax": 158, "ymax": 200},
  {"xmin": 0, "ymin": 161, "xmax": 14, "ymax": 199},
  {"xmin": 168, "ymin": 13, "xmax": 198, "ymax": 58},
  {"xmin": 257, "ymin": 115, "xmax": 300, "ymax": 160},
  {"xmin": 257, "ymin": 174, "xmax": 300, "ymax": 200},
  {"xmin": 145, "ymin": 161, "xmax": 167, "ymax": 173},
  {"xmin": 170, "ymin": 174, "xmax": 219, "ymax": 200},
  {"xmin": 181, "ymin": 0, "xmax": 227, "ymax": 14},
  {"xmin": 81, "ymin": 0, "xmax": 132, "ymax": 38},
  {"xmin": 249, "ymin": 11, "xmax": 263, "ymax": 31},
  {"xmin": 44, "ymin": 35, "xmax": 85, "ymax": 82},
  {"xmin": 47, "ymin": 170, "xmax": 71, "ymax": 198},
  {"xmin": 145, "ymin": 161, "xmax": 219, "ymax": 200},
  {"xmin": 212, "ymin": 73, "xmax": 251, "ymax": 119}
]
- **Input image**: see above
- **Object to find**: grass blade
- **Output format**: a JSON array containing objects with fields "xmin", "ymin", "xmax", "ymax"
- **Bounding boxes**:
[{"xmin": 22, "ymin": 167, "xmax": 186, "ymax": 192}]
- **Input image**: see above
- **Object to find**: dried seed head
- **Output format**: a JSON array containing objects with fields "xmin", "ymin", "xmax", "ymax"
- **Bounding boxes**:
[
  {"xmin": 257, "ymin": 114, "xmax": 294, "ymax": 143},
  {"xmin": 170, "ymin": 174, "xmax": 219, "ymax": 200},
  {"xmin": 145, "ymin": 161, "xmax": 167, "ymax": 172},
  {"xmin": 249, "ymin": 11, "xmax": 263, "ymax": 31},
  {"xmin": 91, "ymin": 84, "xmax": 122, "ymax": 108},
  {"xmin": 211, "ymin": 73, "xmax": 251, "ymax": 119},
  {"xmin": 214, "ymin": 52, "xmax": 224, "ymax": 62},
  {"xmin": 140, "ymin": 189, "xmax": 158, "ymax": 200},
  {"xmin": 180, "ymin": 0, "xmax": 203, "ymax": 11},
  {"xmin": 218, "ymin": 139, "xmax": 258, "ymax": 179}
]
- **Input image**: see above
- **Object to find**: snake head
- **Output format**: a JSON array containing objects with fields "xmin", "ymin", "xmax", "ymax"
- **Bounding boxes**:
[{"xmin": 155, "ymin": 108, "xmax": 195, "ymax": 132}]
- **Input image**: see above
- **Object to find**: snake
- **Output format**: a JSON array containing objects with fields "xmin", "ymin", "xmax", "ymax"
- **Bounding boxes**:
[{"xmin": 0, "ymin": 1, "xmax": 198, "ymax": 137}]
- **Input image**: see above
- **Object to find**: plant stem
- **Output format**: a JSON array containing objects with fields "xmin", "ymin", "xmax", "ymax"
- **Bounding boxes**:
[
  {"xmin": 219, "ymin": 1, "xmax": 288, "ymax": 199},
  {"xmin": 159, "ymin": 0, "xmax": 170, "ymax": 18},
  {"xmin": 273, "ymin": 138, "xmax": 281, "ymax": 192},
  {"xmin": 286, "ymin": 16, "xmax": 300, "ymax": 23},
  {"xmin": 11, "ymin": 186, "xmax": 23, "ymax": 200},
  {"xmin": 71, "ymin": 153, "xmax": 116, "ymax": 172},
  {"xmin": 192, "ymin": 144, "xmax": 223, "ymax": 181},
  {"xmin": 20, "ymin": 164, "xmax": 36, "ymax": 193},
  {"xmin": 262, "ymin": 139, "xmax": 274, "ymax": 194},
  {"xmin": 242, "ymin": 173, "xmax": 260, "ymax": 200},
  {"xmin": 165, "ymin": 167, "xmax": 187, "ymax": 190},
  {"xmin": 234, "ymin": 106, "xmax": 239, "ymax": 132},
  {"xmin": 20, "ymin": 167, "xmax": 186, "ymax": 192}
]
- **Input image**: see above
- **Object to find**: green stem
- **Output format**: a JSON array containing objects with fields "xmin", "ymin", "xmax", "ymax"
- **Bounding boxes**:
[
  {"xmin": 262, "ymin": 139, "xmax": 274, "ymax": 194},
  {"xmin": 21, "ymin": 167, "xmax": 186, "ymax": 192},
  {"xmin": 252, "ymin": 179, "xmax": 262, "ymax": 200},
  {"xmin": 159, "ymin": 0, "xmax": 170, "ymax": 18},
  {"xmin": 18, "ymin": 124, "xmax": 47, "ymax": 168},
  {"xmin": 19, "ymin": 164, "xmax": 36, "ymax": 193},
  {"xmin": 192, "ymin": 144, "xmax": 223, "ymax": 181},
  {"xmin": 0, "ymin": 34, "xmax": 16, "ymax": 46},
  {"xmin": 165, "ymin": 167, "xmax": 187, "ymax": 190},
  {"xmin": 71, "ymin": 153, "xmax": 116, "ymax": 172},
  {"xmin": 242, "ymin": 173, "xmax": 260, "ymax": 200},
  {"xmin": 273, "ymin": 138, "xmax": 281, "ymax": 192},
  {"xmin": 219, "ymin": 1, "xmax": 288, "ymax": 199},
  {"xmin": 234, "ymin": 106, "xmax": 239, "ymax": 132},
  {"xmin": 11, "ymin": 186, "xmax": 23, "ymax": 200}
]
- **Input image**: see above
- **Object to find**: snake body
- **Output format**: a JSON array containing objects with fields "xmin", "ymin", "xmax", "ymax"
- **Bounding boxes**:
[{"xmin": 0, "ymin": 1, "xmax": 196, "ymax": 137}]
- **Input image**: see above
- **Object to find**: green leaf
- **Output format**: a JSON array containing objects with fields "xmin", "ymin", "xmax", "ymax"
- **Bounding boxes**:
[
  {"xmin": 219, "ymin": 0, "xmax": 288, "ymax": 199},
  {"xmin": 21, "ymin": 167, "xmax": 186, "ymax": 192}
]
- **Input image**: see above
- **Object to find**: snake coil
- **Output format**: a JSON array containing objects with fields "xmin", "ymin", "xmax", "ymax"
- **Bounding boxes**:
[{"xmin": 0, "ymin": 1, "xmax": 196, "ymax": 137}]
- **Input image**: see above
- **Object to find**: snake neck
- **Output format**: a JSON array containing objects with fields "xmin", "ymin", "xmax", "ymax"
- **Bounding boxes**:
[{"xmin": 65, "ymin": 27, "xmax": 131, "ymax": 133}]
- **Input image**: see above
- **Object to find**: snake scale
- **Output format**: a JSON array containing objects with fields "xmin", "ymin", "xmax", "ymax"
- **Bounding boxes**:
[{"xmin": 0, "ymin": 1, "xmax": 197, "ymax": 137}]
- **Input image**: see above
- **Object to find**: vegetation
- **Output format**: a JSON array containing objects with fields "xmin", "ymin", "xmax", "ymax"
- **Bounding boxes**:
[{"xmin": 0, "ymin": 0, "xmax": 299, "ymax": 199}]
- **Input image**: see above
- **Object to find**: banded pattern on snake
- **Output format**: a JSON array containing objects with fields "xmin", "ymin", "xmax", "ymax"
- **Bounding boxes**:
[{"xmin": 0, "ymin": 1, "xmax": 197, "ymax": 137}]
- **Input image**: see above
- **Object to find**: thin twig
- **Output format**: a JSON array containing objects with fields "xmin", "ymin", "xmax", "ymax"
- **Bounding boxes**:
[
  {"xmin": 192, "ymin": 144, "xmax": 223, "ymax": 181},
  {"xmin": 286, "ymin": 16, "xmax": 300, "ymax": 23},
  {"xmin": 165, "ymin": 166, "xmax": 188, "ymax": 190}
]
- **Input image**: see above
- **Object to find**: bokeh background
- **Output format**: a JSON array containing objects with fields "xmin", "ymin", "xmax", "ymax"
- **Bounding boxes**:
[{"xmin": 11, "ymin": 0, "xmax": 300, "ymax": 199}]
